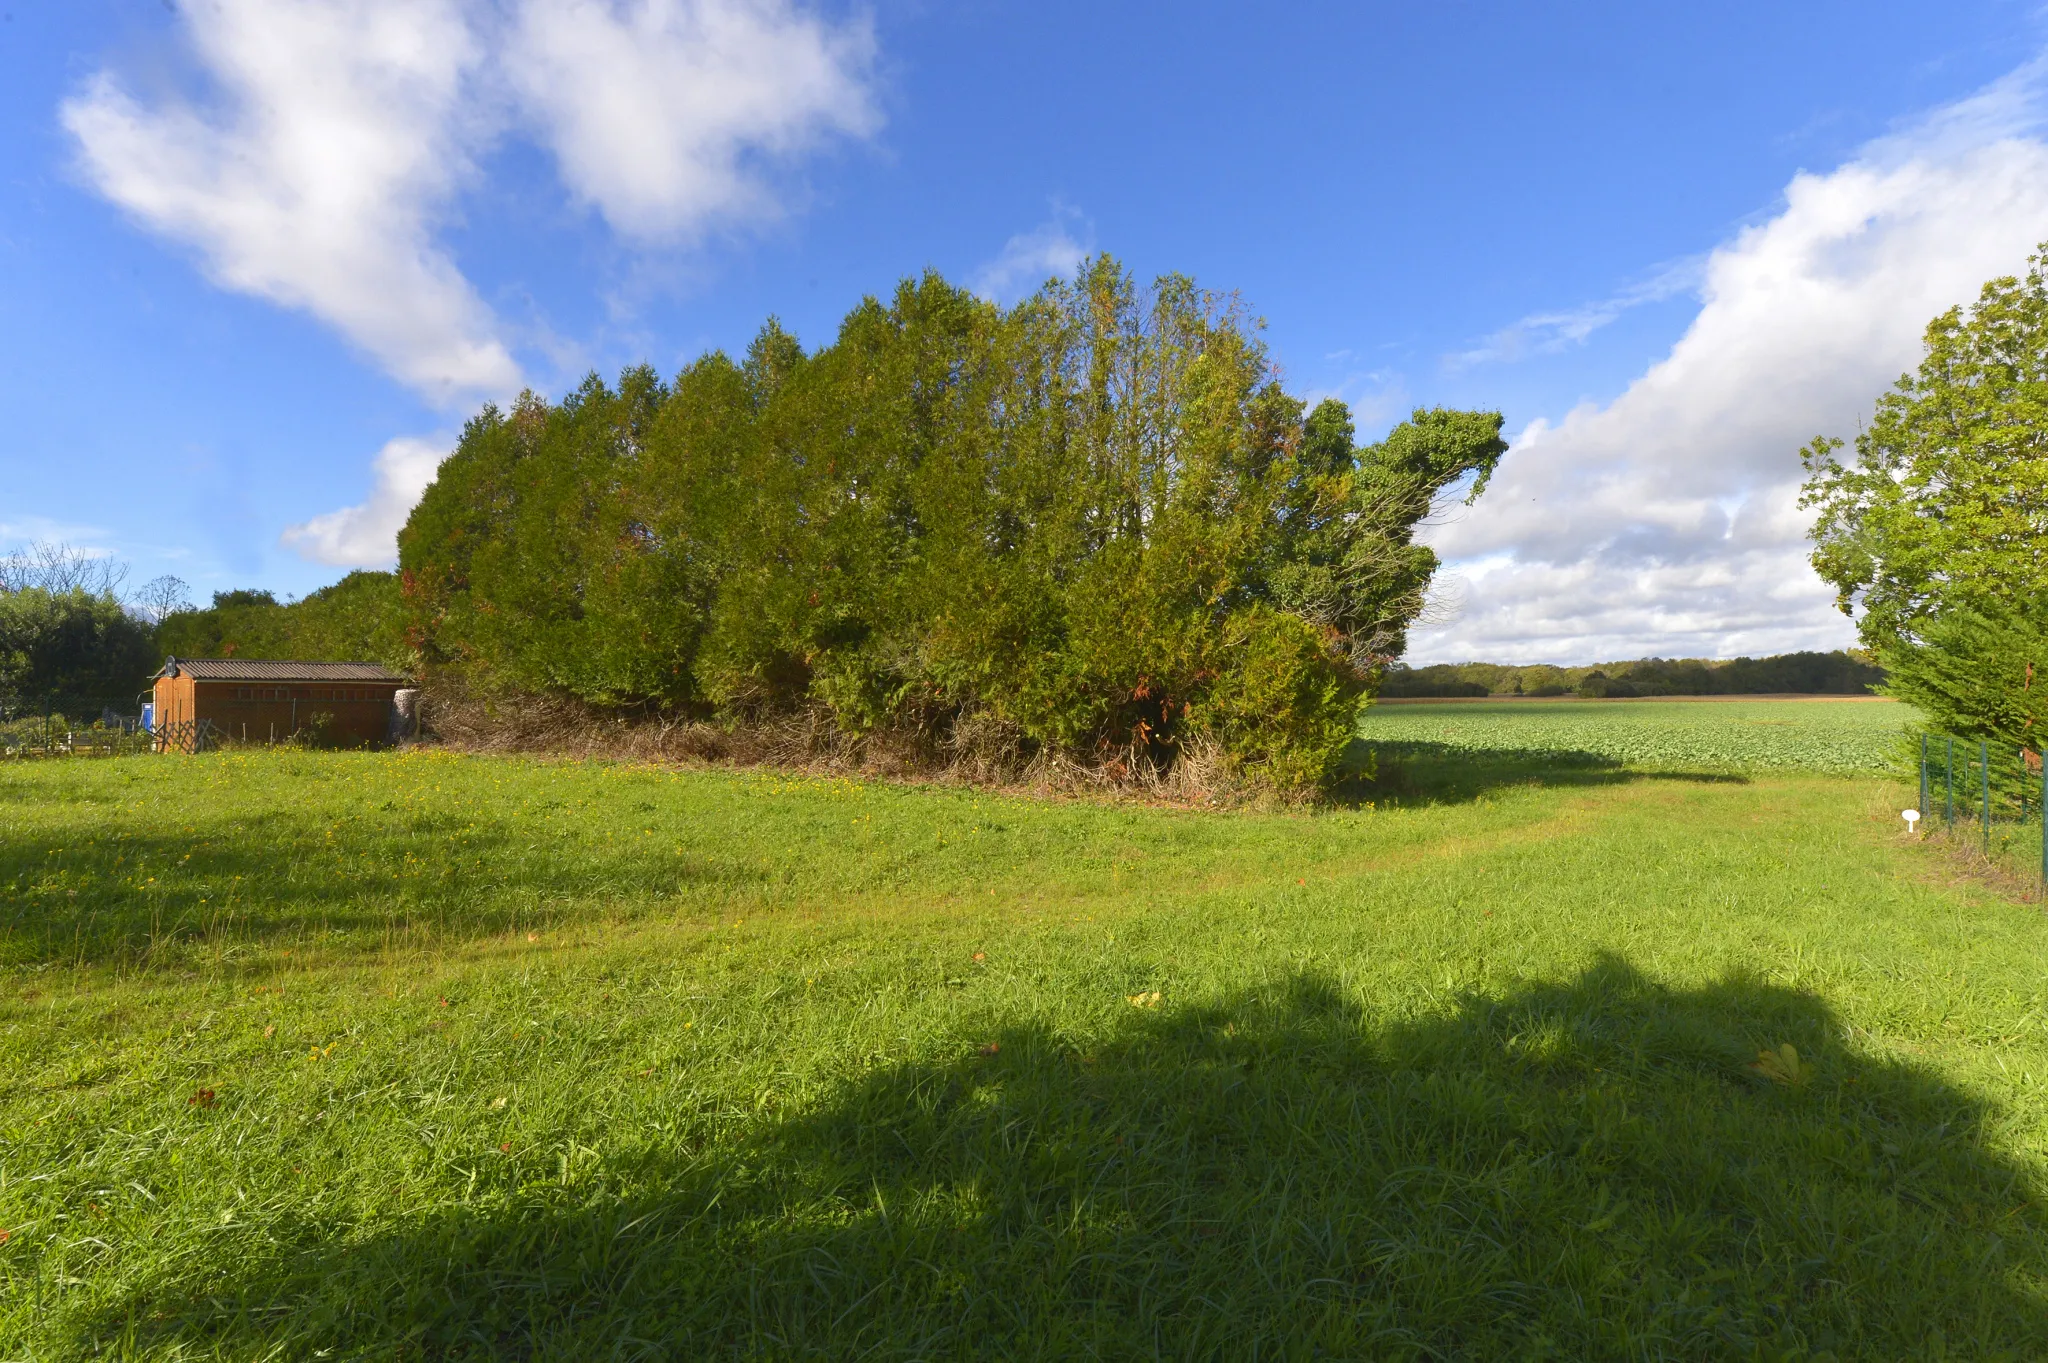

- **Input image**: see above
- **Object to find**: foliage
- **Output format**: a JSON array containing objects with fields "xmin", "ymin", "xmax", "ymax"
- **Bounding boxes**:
[
  {"xmin": 4, "ymin": 750, "xmax": 2047, "ymax": 1356},
  {"xmin": 1877, "ymin": 596, "xmax": 2048, "ymax": 746},
  {"xmin": 402, "ymin": 262, "xmax": 1504, "ymax": 792},
  {"xmin": 1381, "ymin": 651, "xmax": 1883, "ymax": 699},
  {"xmin": 1801, "ymin": 242, "xmax": 2048, "ymax": 737},
  {"xmin": 0, "ymin": 587, "xmax": 156, "ymax": 700},
  {"xmin": 1359, "ymin": 697, "xmax": 1910, "ymax": 773},
  {"xmin": 155, "ymin": 571, "xmax": 409, "ymax": 671}
]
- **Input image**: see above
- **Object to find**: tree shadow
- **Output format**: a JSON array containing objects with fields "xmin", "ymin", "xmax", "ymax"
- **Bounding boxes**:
[
  {"xmin": 70, "ymin": 957, "xmax": 2048, "ymax": 1359},
  {"xmin": 0, "ymin": 815, "xmax": 759, "ymax": 969},
  {"xmin": 1338, "ymin": 738, "xmax": 1749, "ymax": 807}
]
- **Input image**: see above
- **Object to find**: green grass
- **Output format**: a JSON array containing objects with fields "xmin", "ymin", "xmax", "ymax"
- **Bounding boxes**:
[
  {"xmin": 3, "ymin": 709, "xmax": 2047, "ymax": 1358},
  {"xmin": 1360, "ymin": 697, "xmax": 1911, "ymax": 774}
]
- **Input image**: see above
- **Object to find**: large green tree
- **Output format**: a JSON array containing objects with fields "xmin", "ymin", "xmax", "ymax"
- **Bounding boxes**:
[
  {"xmin": 0, "ymin": 588, "xmax": 156, "ymax": 700},
  {"xmin": 1801, "ymin": 243, "xmax": 2048, "ymax": 741},
  {"xmin": 402, "ymin": 260, "xmax": 1504, "ymax": 792}
]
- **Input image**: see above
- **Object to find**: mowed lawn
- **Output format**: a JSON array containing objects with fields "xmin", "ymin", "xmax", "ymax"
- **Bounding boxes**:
[{"xmin": 5, "ymin": 700, "xmax": 2048, "ymax": 1359}]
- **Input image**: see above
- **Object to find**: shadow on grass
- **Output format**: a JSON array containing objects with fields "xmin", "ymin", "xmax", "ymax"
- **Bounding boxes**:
[
  {"xmin": 73, "ymin": 956, "xmax": 2047, "ymax": 1359},
  {"xmin": 0, "ymin": 815, "xmax": 759, "ymax": 969},
  {"xmin": 1340, "ymin": 738, "xmax": 1750, "ymax": 807}
]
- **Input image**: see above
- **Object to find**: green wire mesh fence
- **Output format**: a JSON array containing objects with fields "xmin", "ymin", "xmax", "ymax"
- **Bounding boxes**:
[{"xmin": 1916, "ymin": 734, "xmax": 2047, "ymax": 889}]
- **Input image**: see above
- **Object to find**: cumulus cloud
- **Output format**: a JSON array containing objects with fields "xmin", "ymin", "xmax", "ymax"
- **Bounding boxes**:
[
  {"xmin": 972, "ymin": 204, "xmax": 1091, "ymax": 302},
  {"xmin": 61, "ymin": 0, "xmax": 516, "ymax": 400},
  {"xmin": 65, "ymin": 0, "xmax": 879, "ymax": 404},
  {"xmin": 63, "ymin": 0, "xmax": 883, "ymax": 563},
  {"xmin": 1409, "ymin": 61, "xmax": 2048, "ymax": 664},
  {"xmin": 280, "ymin": 436, "xmax": 449, "ymax": 568},
  {"xmin": 506, "ymin": 0, "xmax": 878, "ymax": 241}
]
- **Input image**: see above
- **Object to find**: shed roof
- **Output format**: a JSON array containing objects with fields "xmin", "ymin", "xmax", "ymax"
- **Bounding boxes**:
[{"xmin": 159, "ymin": 658, "xmax": 408, "ymax": 683}]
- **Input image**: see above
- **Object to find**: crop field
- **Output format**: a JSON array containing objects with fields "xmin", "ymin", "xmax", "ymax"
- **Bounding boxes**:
[
  {"xmin": 4, "ymin": 711, "xmax": 2048, "ymax": 1359},
  {"xmin": 1361, "ymin": 696, "xmax": 1911, "ymax": 774}
]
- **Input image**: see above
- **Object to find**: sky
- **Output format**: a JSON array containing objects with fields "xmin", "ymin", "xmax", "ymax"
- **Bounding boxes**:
[{"xmin": 3, "ymin": 0, "xmax": 2045, "ymax": 663}]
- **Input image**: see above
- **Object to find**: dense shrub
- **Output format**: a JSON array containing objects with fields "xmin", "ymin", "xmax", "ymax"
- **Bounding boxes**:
[
  {"xmin": 1876, "ymin": 597, "xmax": 2048, "ymax": 745},
  {"xmin": 402, "ymin": 262, "xmax": 1504, "ymax": 793},
  {"xmin": 0, "ymin": 588, "xmax": 156, "ymax": 700},
  {"xmin": 155, "ymin": 572, "xmax": 409, "ymax": 670}
]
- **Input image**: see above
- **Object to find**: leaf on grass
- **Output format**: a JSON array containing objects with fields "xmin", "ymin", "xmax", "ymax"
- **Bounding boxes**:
[
  {"xmin": 1127, "ymin": 991, "xmax": 1163, "ymax": 1008},
  {"xmin": 979, "ymin": 1042, "xmax": 1000, "ymax": 1057},
  {"xmin": 1751, "ymin": 1043, "xmax": 1811, "ymax": 1086},
  {"xmin": 188, "ymin": 1088, "xmax": 216, "ymax": 1108}
]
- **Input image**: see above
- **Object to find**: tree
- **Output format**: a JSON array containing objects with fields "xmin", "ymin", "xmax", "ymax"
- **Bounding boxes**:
[
  {"xmin": 1876, "ymin": 597, "xmax": 2048, "ymax": 745},
  {"xmin": 0, "ymin": 588, "xmax": 156, "ymax": 699},
  {"xmin": 155, "ymin": 572, "xmax": 408, "ymax": 668},
  {"xmin": 1801, "ymin": 241, "xmax": 2048, "ymax": 737},
  {"xmin": 0, "ymin": 541, "xmax": 127, "ymax": 596},
  {"xmin": 401, "ymin": 261, "xmax": 1505, "ymax": 793},
  {"xmin": 1802, "ymin": 242, "xmax": 2048, "ymax": 645},
  {"xmin": 133, "ymin": 574, "xmax": 192, "ymax": 627}
]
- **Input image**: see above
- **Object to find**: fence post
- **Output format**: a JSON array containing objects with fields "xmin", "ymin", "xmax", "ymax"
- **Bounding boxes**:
[
  {"xmin": 1945, "ymin": 738, "xmax": 1955, "ymax": 825},
  {"xmin": 1920, "ymin": 734, "xmax": 1929, "ymax": 833},
  {"xmin": 1981, "ymin": 740, "xmax": 1992, "ymax": 856},
  {"xmin": 2041, "ymin": 751, "xmax": 2046, "ymax": 891}
]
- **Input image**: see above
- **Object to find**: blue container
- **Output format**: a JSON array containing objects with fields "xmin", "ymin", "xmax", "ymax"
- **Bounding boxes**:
[{"xmin": 140, "ymin": 702, "xmax": 154, "ymax": 733}]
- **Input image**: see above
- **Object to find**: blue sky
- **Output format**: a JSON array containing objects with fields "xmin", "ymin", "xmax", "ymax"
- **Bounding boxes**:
[{"xmin": 3, "ymin": 1, "xmax": 2045, "ymax": 661}]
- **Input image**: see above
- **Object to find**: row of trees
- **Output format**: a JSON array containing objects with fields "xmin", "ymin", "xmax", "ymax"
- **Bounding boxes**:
[
  {"xmin": 0, "ymin": 544, "xmax": 168, "ymax": 700},
  {"xmin": 1802, "ymin": 242, "xmax": 2048, "ymax": 746},
  {"xmin": 401, "ymin": 261, "xmax": 1506, "ymax": 791},
  {"xmin": 1382, "ymin": 652, "xmax": 1883, "ymax": 699},
  {"xmin": 0, "ymin": 544, "xmax": 403, "ymax": 702}
]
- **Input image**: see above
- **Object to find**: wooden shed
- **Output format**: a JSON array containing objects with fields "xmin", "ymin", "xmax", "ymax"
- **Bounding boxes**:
[{"xmin": 152, "ymin": 658, "xmax": 411, "ymax": 748}]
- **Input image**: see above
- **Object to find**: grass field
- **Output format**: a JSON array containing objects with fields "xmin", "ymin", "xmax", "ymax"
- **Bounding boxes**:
[
  {"xmin": 1361, "ymin": 697, "xmax": 1911, "ymax": 774},
  {"xmin": 5, "ymin": 699, "xmax": 2048, "ymax": 1358}
]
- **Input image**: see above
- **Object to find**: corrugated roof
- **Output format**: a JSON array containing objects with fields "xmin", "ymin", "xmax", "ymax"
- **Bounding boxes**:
[{"xmin": 161, "ymin": 658, "xmax": 409, "ymax": 682}]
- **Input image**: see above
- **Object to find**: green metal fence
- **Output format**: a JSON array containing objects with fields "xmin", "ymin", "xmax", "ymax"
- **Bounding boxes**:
[{"xmin": 1916, "ymin": 734, "xmax": 2046, "ymax": 888}]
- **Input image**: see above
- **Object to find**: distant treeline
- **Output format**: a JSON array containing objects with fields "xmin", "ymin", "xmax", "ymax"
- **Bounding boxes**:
[{"xmin": 1380, "ymin": 652, "xmax": 1884, "ymax": 699}]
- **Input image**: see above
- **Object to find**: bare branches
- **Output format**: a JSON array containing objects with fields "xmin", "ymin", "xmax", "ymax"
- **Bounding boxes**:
[
  {"xmin": 134, "ymin": 574, "xmax": 194, "ymax": 625},
  {"xmin": 0, "ymin": 541, "xmax": 129, "ymax": 597}
]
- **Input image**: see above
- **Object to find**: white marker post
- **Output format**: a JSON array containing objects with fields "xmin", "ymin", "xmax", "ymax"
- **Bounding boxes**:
[{"xmin": 1902, "ymin": 809, "xmax": 1921, "ymax": 837}]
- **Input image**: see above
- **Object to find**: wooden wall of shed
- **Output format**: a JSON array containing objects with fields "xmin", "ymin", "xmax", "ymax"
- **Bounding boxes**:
[
  {"xmin": 151, "ymin": 677, "xmax": 401, "ymax": 746},
  {"xmin": 192, "ymin": 682, "xmax": 400, "ymax": 746},
  {"xmin": 151, "ymin": 675, "xmax": 196, "ymax": 731}
]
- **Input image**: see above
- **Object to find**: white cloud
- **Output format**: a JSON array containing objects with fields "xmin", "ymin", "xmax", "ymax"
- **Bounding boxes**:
[
  {"xmin": 506, "ymin": 0, "xmax": 879, "ymax": 241},
  {"xmin": 62, "ymin": 0, "xmax": 517, "ymax": 401},
  {"xmin": 64, "ymin": 0, "xmax": 880, "ymax": 403},
  {"xmin": 972, "ymin": 205, "xmax": 1091, "ymax": 302},
  {"xmin": 62, "ymin": 0, "xmax": 884, "ymax": 564},
  {"xmin": 1409, "ymin": 61, "xmax": 2048, "ymax": 664},
  {"xmin": 280, "ymin": 436, "xmax": 448, "ymax": 568},
  {"xmin": 1449, "ymin": 256, "xmax": 1703, "ymax": 368}
]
